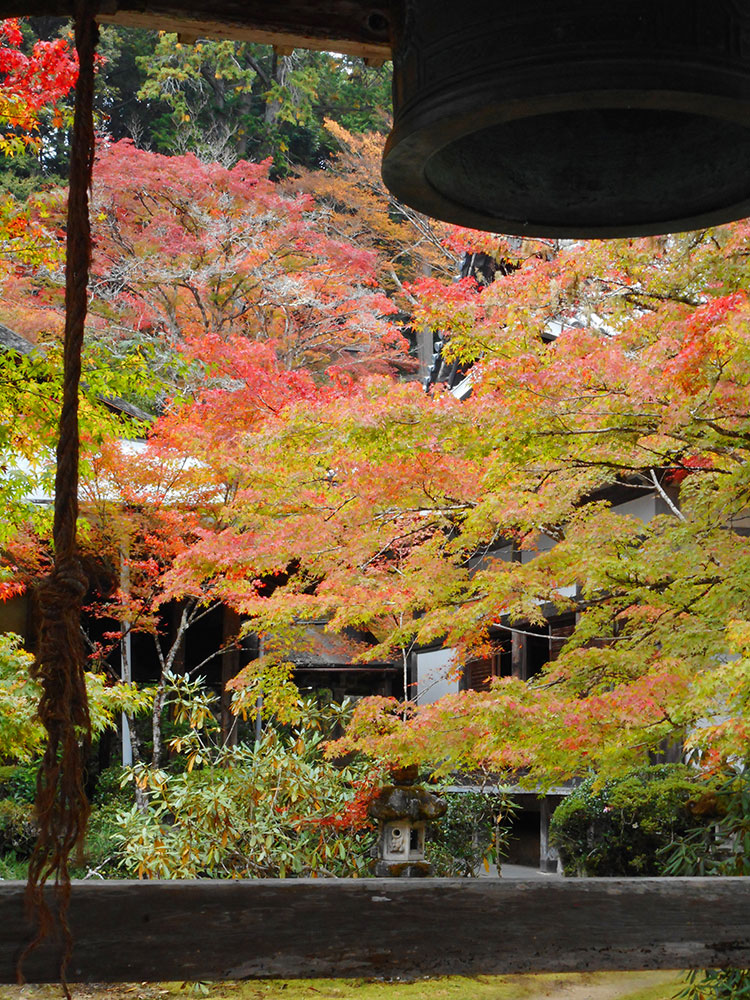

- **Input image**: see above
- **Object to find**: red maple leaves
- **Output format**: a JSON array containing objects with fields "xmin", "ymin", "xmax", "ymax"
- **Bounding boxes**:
[{"xmin": 0, "ymin": 18, "xmax": 77, "ymax": 148}]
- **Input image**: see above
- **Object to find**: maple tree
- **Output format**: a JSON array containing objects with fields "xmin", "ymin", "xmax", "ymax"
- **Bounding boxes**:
[
  {"xmin": 0, "ymin": 132, "xmax": 410, "ymax": 561},
  {"xmin": 73, "ymin": 339, "xmax": 371, "ymax": 762},
  {"xmin": 0, "ymin": 131, "xmax": 422, "ymax": 798},
  {"xmin": 293, "ymin": 120, "xmax": 463, "ymax": 313},
  {"xmin": 0, "ymin": 18, "xmax": 77, "ymax": 159},
  {"xmin": 4, "ymin": 139, "xmax": 407, "ymax": 391},
  {"xmin": 0, "ymin": 20, "xmax": 77, "ymax": 288},
  {"xmin": 2, "ymin": 426, "xmax": 245, "ymax": 778},
  {"xmin": 77, "ymin": 436, "xmax": 224, "ymax": 770},
  {"xmin": 154, "ymin": 222, "xmax": 750, "ymax": 786},
  {"xmin": 7, "ymin": 103, "xmax": 750, "ymax": 806}
]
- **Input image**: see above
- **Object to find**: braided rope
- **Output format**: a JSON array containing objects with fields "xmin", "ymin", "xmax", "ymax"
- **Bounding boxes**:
[{"xmin": 19, "ymin": 2, "xmax": 98, "ymax": 993}]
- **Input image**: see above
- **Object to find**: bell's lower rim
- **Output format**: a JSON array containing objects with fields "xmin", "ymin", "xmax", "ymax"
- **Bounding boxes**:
[{"xmin": 382, "ymin": 88, "xmax": 750, "ymax": 238}]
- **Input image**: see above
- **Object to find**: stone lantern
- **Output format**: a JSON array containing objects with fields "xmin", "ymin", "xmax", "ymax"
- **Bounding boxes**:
[{"xmin": 369, "ymin": 765, "xmax": 446, "ymax": 877}]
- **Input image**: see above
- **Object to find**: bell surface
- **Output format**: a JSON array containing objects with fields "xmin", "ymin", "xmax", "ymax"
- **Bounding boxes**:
[{"xmin": 382, "ymin": 0, "xmax": 750, "ymax": 238}]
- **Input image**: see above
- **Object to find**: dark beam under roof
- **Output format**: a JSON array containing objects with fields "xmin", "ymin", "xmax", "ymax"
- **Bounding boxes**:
[{"xmin": 0, "ymin": 0, "xmax": 393, "ymax": 60}]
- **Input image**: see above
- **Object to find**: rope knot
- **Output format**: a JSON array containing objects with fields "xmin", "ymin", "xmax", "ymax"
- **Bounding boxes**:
[{"xmin": 36, "ymin": 560, "xmax": 87, "ymax": 618}]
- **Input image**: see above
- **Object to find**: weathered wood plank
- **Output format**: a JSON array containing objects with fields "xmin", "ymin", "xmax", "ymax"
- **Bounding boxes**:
[
  {"xmin": 3, "ymin": 878, "xmax": 750, "ymax": 983},
  {"xmin": 0, "ymin": 0, "xmax": 393, "ymax": 59}
]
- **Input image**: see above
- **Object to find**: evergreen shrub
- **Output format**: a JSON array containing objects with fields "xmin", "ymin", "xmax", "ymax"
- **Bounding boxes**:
[
  {"xmin": 549, "ymin": 764, "xmax": 718, "ymax": 876},
  {"xmin": 427, "ymin": 790, "xmax": 517, "ymax": 876},
  {"xmin": 0, "ymin": 763, "xmax": 36, "ymax": 804},
  {"xmin": 0, "ymin": 798, "xmax": 37, "ymax": 857}
]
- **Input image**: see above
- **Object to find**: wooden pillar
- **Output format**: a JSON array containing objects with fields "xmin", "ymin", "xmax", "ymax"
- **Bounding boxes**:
[{"xmin": 511, "ymin": 630, "xmax": 526, "ymax": 680}]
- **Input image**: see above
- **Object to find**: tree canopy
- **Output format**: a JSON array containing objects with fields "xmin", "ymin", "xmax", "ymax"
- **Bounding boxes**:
[
  {"xmin": 156, "ymin": 226, "xmax": 750, "ymax": 783},
  {"xmin": 3, "ymin": 18, "xmax": 750, "ymax": 796}
]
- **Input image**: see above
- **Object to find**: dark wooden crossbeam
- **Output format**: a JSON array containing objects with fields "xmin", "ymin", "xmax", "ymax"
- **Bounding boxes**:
[
  {"xmin": 3, "ymin": 877, "xmax": 750, "ymax": 983},
  {"xmin": 0, "ymin": 0, "xmax": 393, "ymax": 59}
]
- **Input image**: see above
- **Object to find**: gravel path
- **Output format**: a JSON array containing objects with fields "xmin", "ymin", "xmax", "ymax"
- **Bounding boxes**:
[{"xmin": 519, "ymin": 971, "xmax": 680, "ymax": 1000}]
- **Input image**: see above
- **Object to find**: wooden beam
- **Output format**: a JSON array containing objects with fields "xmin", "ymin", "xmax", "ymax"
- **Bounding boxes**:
[
  {"xmin": 3, "ymin": 877, "xmax": 750, "ymax": 983},
  {"xmin": 0, "ymin": 0, "xmax": 393, "ymax": 60}
]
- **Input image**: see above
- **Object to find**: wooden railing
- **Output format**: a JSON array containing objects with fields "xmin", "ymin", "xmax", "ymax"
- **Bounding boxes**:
[{"xmin": 3, "ymin": 877, "xmax": 750, "ymax": 983}]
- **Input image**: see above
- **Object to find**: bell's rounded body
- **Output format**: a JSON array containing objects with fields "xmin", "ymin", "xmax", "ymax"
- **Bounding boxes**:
[{"xmin": 382, "ymin": 0, "xmax": 750, "ymax": 237}]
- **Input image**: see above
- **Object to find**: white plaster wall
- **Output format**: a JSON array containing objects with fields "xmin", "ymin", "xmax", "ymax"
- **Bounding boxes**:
[
  {"xmin": 611, "ymin": 494, "xmax": 658, "ymax": 522},
  {"xmin": 415, "ymin": 647, "xmax": 460, "ymax": 705},
  {"xmin": 520, "ymin": 533, "xmax": 556, "ymax": 564}
]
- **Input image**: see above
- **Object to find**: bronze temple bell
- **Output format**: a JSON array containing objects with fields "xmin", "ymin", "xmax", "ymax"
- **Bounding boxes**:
[{"xmin": 381, "ymin": 0, "xmax": 750, "ymax": 237}]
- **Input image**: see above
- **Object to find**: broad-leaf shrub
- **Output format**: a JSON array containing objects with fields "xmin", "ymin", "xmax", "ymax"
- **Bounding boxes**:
[
  {"xmin": 427, "ymin": 790, "xmax": 517, "ymax": 877},
  {"xmin": 549, "ymin": 764, "xmax": 718, "ymax": 876},
  {"xmin": 0, "ymin": 763, "xmax": 36, "ymax": 803},
  {"xmin": 115, "ymin": 677, "xmax": 377, "ymax": 878},
  {"xmin": 664, "ymin": 769, "xmax": 750, "ymax": 1000},
  {"xmin": 0, "ymin": 798, "xmax": 36, "ymax": 856}
]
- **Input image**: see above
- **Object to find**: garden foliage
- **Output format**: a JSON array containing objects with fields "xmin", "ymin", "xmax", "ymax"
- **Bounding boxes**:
[
  {"xmin": 426, "ymin": 789, "xmax": 517, "ymax": 877},
  {"xmin": 113, "ymin": 676, "xmax": 378, "ymax": 879},
  {"xmin": 661, "ymin": 769, "xmax": 750, "ymax": 1000},
  {"xmin": 8, "ymin": 13, "xmax": 750, "ymax": 888},
  {"xmin": 549, "ymin": 764, "xmax": 719, "ymax": 877}
]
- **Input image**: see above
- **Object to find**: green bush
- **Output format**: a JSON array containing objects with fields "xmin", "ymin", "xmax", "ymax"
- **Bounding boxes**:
[
  {"xmin": 0, "ymin": 851, "xmax": 28, "ymax": 879},
  {"xmin": 113, "ymin": 678, "xmax": 377, "ymax": 879},
  {"xmin": 549, "ymin": 764, "xmax": 717, "ymax": 876},
  {"xmin": 0, "ymin": 798, "xmax": 38, "ymax": 858},
  {"xmin": 91, "ymin": 765, "xmax": 133, "ymax": 808},
  {"xmin": 72, "ymin": 802, "xmax": 128, "ymax": 878},
  {"xmin": 663, "ymin": 769, "xmax": 750, "ymax": 1000},
  {"xmin": 427, "ymin": 791, "xmax": 517, "ymax": 877},
  {"xmin": 0, "ymin": 763, "xmax": 36, "ymax": 804}
]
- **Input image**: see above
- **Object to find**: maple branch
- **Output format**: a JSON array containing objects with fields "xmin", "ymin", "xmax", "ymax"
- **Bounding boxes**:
[
  {"xmin": 323, "ymin": 496, "xmax": 355, "ymax": 522},
  {"xmin": 185, "ymin": 598, "xmax": 223, "ymax": 629},
  {"xmin": 358, "ymin": 521, "xmax": 439, "ymax": 571},
  {"xmin": 386, "ymin": 266, "xmax": 418, "ymax": 306},
  {"xmin": 188, "ymin": 644, "xmax": 229, "ymax": 677},
  {"xmin": 179, "ymin": 279, "xmax": 211, "ymax": 333},
  {"xmin": 490, "ymin": 621, "xmax": 566, "ymax": 640},
  {"xmin": 696, "ymin": 417, "xmax": 750, "ymax": 441},
  {"xmin": 648, "ymin": 468, "xmax": 685, "ymax": 522}
]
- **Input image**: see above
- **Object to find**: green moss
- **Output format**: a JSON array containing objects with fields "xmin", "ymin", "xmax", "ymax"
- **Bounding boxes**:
[{"xmin": 0, "ymin": 972, "xmax": 681, "ymax": 1000}]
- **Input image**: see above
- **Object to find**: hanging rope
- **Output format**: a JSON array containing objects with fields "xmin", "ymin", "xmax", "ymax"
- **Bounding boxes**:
[{"xmin": 19, "ymin": 1, "xmax": 98, "ymax": 993}]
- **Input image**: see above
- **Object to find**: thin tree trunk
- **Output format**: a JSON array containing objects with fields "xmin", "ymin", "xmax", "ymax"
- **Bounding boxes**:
[
  {"xmin": 254, "ymin": 634, "xmax": 264, "ymax": 747},
  {"xmin": 127, "ymin": 715, "xmax": 148, "ymax": 813},
  {"xmin": 151, "ymin": 601, "xmax": 192, "ymax": 767},
  {"xmin": 119, "ymin": 551, "xmax": 133, "ymax": 768},
  {"xmin": 402, "ymin": 645, "xmax": 409, "ymax": 720},
  {"xmin": 150, "ymin": 675, "xmax": 168, "ymax": 769}
]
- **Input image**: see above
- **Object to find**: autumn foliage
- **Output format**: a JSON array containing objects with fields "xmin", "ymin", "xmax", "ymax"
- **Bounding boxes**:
[
  {"xmin": 5, "ymin": 74, "xmax": 750, "ymax": 793},
  {"xmin": 0, "ymin": 19, "xmax": 77, "ymax": 155},
  {"xmin": 171, "ymin": 224, "xmax": 750, "ymax": 783}
]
